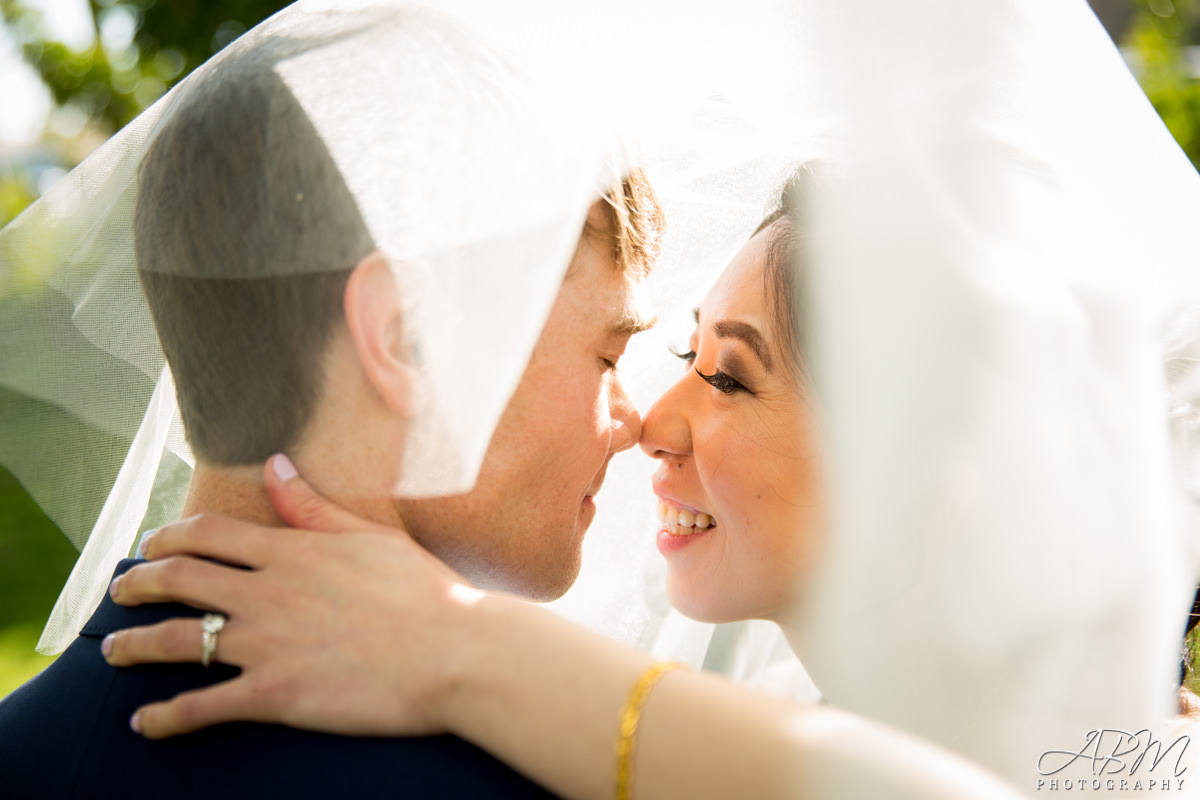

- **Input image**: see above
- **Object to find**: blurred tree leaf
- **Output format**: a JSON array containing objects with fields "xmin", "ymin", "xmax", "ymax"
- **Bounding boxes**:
[
  {"xmin": 1, "ymin": 0, "xmax": 289, "ymax": 136},
  {"xmin": 0, "ymin": 176, "xmax": 35, "ymax": 228},
  {"xmin": 1125, "ymin": 0, "xmax": 1200, "ymax": 168},
  {"xmin": 0, "ymin": 0, "xmax": 289, "ymax": 691}
]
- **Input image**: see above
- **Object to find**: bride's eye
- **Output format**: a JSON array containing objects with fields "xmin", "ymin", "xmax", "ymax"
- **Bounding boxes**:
[
  {"xmin": 671, "ymin": 348, "xmax": 697, "ymax": 365},
  {"xmin": 695, "ymin": 367, "xmax": 747, "ymax": 395}
]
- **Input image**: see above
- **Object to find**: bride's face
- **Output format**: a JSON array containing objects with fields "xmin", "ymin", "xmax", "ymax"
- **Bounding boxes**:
[{"xmin": 640, "ymin": 225, "xmax": 824, "ymax": 624}]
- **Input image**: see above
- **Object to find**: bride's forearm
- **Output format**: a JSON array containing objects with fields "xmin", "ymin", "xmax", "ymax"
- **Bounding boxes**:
[
  {"xmin": 439, "ymin": 593, "xmax": 648, "ymax": 800},
  {"xmin": 438, "ymin": 595, "xmax": 1026, "ymax": 800},
  {"xmin": 107, "ymin": 521, "xmax": 1025, "ymax": 798}
]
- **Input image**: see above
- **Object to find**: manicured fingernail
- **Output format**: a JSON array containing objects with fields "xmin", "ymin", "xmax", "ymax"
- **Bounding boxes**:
[
  {"xmin": 130, "ymin": 710, "xmax": 142, "ymax": 734},
  {"xmin": 108, "ymin": 576, "xmax": 121, "ymax": 599},
  {"xmin": 272, "ymin": 453, "xmax": 298, "ymax": 482},
  {"xmin": 101, "ymin": 634, "xmax": 114, "ymax": 659},
  {"xmin": 137, "ymin": 529, "xmax": 155, "ymax": 559}
]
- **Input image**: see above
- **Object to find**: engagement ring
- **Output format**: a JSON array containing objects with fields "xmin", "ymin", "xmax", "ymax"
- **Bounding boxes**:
[{"xmin": 200, "ymin": 613, "xmax": 227, "ymax": 668}]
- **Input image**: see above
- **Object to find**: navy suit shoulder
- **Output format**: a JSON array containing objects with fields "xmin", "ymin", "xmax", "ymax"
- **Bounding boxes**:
[{"xmin": 0, "ymin": 559, "xmax": 559, "ymax": 800}]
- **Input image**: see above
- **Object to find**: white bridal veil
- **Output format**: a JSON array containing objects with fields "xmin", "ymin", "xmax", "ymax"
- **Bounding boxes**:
[
  {"xmin": 0, "ymin": 1, "xmax": 621, "ymax": 654},
  {"xmin": 554, "ymin": 0, "xmax": 1200, "ymax": 791},
  {"xmin": 795, "ymin": 2, "xmax": 1200, "ymax": 790},
  {"xmin": 2, "ymin": 0, "xmax": 1199, "ymax": 794},
  {"xmin": 1, "ymin": 0, "xmax": 809, "ymax": 655}
]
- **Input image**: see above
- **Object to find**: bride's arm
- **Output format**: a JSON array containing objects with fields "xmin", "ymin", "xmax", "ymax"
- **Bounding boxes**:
[
  {"xmin": 106, "ymin": 464, "xmax": 1023, "ymax": 800},
  {"xmin": 450, "ymin": 591, "xmax": 1024, "ymax": 800}
]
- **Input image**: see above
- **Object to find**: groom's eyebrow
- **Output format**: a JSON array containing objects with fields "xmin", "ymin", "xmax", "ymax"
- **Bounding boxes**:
[{"xmin": 610, "ymin": 309, "xmax": 657, "ymax": 337}]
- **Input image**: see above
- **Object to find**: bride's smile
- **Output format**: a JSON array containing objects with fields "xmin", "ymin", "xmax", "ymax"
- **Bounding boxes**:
[{"xmin": 640, "ymin": 217, "xmax": 826, "ymax": 626}]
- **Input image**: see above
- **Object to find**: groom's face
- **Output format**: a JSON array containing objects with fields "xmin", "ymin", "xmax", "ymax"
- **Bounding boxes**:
[{"xmin": 395, "ymin": 203, "xmax": 654, "ymax": 599}]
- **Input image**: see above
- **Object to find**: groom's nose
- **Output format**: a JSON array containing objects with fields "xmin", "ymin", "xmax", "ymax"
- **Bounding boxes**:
[{"xmin": 607, "ymin": 375, "xmax": 642, "ymax": 455}]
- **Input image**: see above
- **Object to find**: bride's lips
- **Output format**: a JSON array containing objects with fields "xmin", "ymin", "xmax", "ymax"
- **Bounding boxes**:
[{"xmin": 654, "ymin": 493, "xmax": 717, "ymax": 554}]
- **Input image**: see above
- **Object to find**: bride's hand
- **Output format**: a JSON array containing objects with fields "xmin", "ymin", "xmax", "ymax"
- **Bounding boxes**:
[{"xmin": 104, "ymin": 455, "xmax": 482, "ymax": 740}]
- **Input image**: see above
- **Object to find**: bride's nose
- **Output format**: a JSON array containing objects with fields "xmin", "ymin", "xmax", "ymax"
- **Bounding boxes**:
[{"xmin": 639, "ymin": 374, "xmax": 692, "ymax": 461}]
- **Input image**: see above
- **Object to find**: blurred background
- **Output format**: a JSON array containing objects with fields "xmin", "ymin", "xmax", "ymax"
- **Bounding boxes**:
[{"xmin": 1, "ymin": 0, "xmax": 1198, "ymax": 698}]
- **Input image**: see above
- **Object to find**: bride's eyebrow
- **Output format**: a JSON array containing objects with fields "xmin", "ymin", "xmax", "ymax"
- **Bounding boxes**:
[{"xmin": 694, "ymin": 308, "xmax": 772, "ymax": 372}]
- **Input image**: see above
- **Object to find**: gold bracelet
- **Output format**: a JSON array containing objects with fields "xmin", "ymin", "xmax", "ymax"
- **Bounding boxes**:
[{"xmin": 614, "ymin": 661, "xmax": 682, "ymax": 800}]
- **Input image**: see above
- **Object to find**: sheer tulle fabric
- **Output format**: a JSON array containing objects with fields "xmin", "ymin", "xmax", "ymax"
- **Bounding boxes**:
[
  {"xmin": 2, "ymin": 0, "xmax": 1197, "ymax": 792},
  {"xmin": 0, "ymin": 4, "xmax": 596, "ymax": 655},
  {"xmin": 556, "ymin": 0, "xmax": 1200, "ymax": 789},
  {"xmin": 0, "ymin": 0, "xmax": 805, "ymax": 654},
  {"xmin": 794, "ymin": 3, "xmax": 1200, "ymax": 786}
]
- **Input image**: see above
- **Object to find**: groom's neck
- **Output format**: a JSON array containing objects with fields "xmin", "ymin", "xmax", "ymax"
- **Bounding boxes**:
[{"xmin": 180, "ymin": 464, "xmax": 284, "ymax": 527}]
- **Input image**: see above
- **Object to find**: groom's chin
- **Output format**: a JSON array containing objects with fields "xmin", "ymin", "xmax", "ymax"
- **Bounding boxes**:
[
  {"xmin": 504, "ymin": 513, "xmax": 590, "ymax": 601},
  {"xmin": 496, "ymin": 549, "xmax": 583, "ymax": 603},
  {"xmin": 448, "ymin": 534, "xmax": 584, "ymax": 602}
]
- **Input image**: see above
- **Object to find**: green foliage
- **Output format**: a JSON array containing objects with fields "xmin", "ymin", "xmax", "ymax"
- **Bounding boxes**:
[
  {"xmin": 0, "ymin": 465, "xmax": 78, "ymax": 697},
  {"xmin": 1, "ymin": 0, "xmax": 290, "ymax": 134},
  {"xmin": 0, "ymin": 625, "xmax": 59, "ymax": 697},
  {"xmin": 0, "ymin": 465, "xmax": 75, "ymax": 628},
  {"xmin": 1125, "ymin": 0, "xmax": 1200, "ymax": 168},
  {"xmin": 0, "ymin": 0, "xmax": 288, "ymax": 699},
  {"xmin": 1187, "ymin": 623, "xmax": 1200, "ymax": 695},
  {"xmin": 0, "ymin": 174, "xmax": 35, "ymax": 229},
  {"xmin": 120, "ymin": 0, "xmax": 292, "ymax": 98}
]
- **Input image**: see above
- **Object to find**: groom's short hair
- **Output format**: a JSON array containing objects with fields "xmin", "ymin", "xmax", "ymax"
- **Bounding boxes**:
[
  {"xmin": 588, "ymin": 169, "xmax": 662, "ymax": 279},
  {"xmin": 135, "ymin": 63, "xmax": 662, "ymax": 469},
  {"xmin": 134, "ymin": 65, "xmax": 374, "ymax": 467}
]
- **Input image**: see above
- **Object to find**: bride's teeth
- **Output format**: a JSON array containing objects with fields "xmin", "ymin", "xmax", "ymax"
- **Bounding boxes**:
[{"xmin": 657, "ymin": 501, "xmax": 717, "ymax": 535}]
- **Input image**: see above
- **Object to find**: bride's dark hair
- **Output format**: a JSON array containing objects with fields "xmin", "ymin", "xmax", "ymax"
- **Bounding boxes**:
[{"xmin": 753, "ymin": 162, "xmax": 823, "ymax": 384}]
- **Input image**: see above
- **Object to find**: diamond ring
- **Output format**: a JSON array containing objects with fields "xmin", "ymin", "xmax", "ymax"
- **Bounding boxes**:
[{"xmin": 200, "ymin": 612, "xmax": 227, "ymax": 668}]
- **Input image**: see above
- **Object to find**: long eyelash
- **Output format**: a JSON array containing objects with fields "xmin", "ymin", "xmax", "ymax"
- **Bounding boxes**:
[
  {"xmin": 695, "ymin": 367, "xmax": 746, "ymax": 395},
  {"xmin": 674, "ymin": 347, "xmax": 747, "ymax": 394},
  {"xmin": 671, "ymin": 348, "xmax": 696, "ymax": 364}
]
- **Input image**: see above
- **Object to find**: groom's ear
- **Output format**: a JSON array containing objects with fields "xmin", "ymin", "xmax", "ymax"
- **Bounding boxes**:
[{"xmin": 344, "ymin": 251, "xmax": 422, "ymax": 419}]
